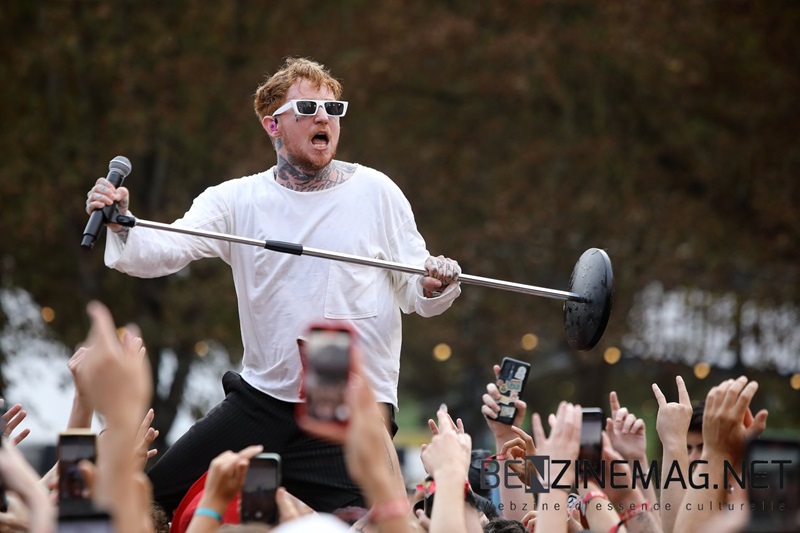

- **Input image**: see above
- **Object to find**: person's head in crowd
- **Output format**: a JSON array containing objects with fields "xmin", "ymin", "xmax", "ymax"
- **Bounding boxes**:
[
  {"xmin": 688, "ymin": 401, "xmax": 705, "ymax": 463},
  {"xmin": 468, "ymin": 448, "xmax": 494, "ymax": 500},
  {"xmin": 482, "ymin": 517, "xmax": 527, "ymax": 533}
]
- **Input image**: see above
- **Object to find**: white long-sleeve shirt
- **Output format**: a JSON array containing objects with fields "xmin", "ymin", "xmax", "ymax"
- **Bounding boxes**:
[{"xmin": 105, "ymin": 164, "xmax": 460, "ymax": 406}]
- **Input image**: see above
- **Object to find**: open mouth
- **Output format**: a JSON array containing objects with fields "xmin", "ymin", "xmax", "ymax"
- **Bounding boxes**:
[{"xmin": 311, "ymin": 132, "xmax": 329, "ymax": 147}]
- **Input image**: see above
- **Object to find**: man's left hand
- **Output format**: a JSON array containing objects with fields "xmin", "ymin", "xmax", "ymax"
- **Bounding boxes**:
[{"xmin": 421, "ymin": 255, "xmax": 460, "ymax": 297}]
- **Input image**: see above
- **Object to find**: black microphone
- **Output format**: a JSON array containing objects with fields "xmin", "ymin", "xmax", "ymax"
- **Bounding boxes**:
[{"xmin": 81, "ymin": 155, "xmax": 132, "ymax": 249}]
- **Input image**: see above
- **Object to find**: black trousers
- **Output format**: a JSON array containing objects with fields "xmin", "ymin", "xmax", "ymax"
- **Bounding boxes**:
[{"xmin": 147, "ymin": 371, "xmax": 371, "ymax": 517}]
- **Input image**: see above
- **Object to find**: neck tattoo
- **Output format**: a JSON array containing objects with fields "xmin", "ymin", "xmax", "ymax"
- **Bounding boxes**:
[{"xmin": 274, "ymin": 157, "xmax": 356, "ymax": 192}]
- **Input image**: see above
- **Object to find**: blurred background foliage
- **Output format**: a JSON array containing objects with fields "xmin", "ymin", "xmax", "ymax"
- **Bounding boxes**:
[{"xmin": 1, "ymin": 1, "xmax": 798, "ymax": 453}]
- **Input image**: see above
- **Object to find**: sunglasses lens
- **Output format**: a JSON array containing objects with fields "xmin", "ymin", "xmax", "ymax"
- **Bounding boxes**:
[
  {"xmin": 295, "ymin": 101, "xmax": 318, "ymax": 115},
  {"xmin": 324, "ymin": 102, "xmax": 345, "ymax": 116}
]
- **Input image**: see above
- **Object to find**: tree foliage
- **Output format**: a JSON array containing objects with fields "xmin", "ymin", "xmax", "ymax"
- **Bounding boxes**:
[{"xmin": 1, "ymin": 1, "xmax": 798, "ymax": 440}]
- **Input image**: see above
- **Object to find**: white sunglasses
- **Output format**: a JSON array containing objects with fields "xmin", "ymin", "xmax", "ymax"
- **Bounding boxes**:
[{"xmin": 272, "ymin": 99, "xmax": 348, "ymax": 118}]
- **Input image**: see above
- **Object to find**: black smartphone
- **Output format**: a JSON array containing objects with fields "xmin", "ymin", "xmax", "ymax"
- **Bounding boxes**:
[
  {"xmin": 57, "ymin": 429, "xmax": 98, "ymax": 519},
  {"xmin": 424, "ymin": 488, "xmax": 435, "ymax": 518},
  {"xmin": 745, "ymin": 437, "xmax": 800, "ymax": 533},
  {"xmin": 494, "ymin": 357, "xmax": 531, "ymax": 425},
  {"xmin": 579, "ymin": 407, "xmax": 604, "ymax": 481},
  {"xmin": 240, "ymin": 452, "xmax": 282, "ymax": 525},
  {"xmin": 298, "ymin": 325, "xmax": 353, "ymax": 428}
]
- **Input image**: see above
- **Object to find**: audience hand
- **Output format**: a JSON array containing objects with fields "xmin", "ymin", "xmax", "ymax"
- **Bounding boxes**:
[
  {"xmin": 652, "ymin": 375, "xmax": 693, "ymax": 450},
  {"xmin": 1, "ymin": 401, "xmax": 30, "ymax": 446},
  {"xmin": 606, "ymin": 391, "xmax": 647, "ymax": 462}
]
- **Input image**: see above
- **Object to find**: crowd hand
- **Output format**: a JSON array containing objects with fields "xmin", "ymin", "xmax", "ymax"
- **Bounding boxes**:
[
  {"xmin": 651, "ymin": 376, "xmax": 693, "ymax": 448},
  {"xmin": 133, "ymin": 408, "xmax": 159, "ymax": 471},
  {"xmin": 521, "ymin": 510, "xmax": 538, "ymax": 532},
  {"xmin": 75, "ymin": 302, "xmax": 152, "ymax": 423},
  {"xmin": 421, "ymin": 405, "xmax": 471, "ymax": 478},
  {"xmin": 197, "ymin": 445, "xmax": 264, "ymax": 514},
  {"xmin": 498, "ymin": 426, "xmax": 537, "ymax": 486},
  {"xmin": 596, "ymin": 433, "xmax": 639, "ymax": 506},
  {"xmin": 481, "ymin": 364, "xmax": 527, "ymax": 441},
  {"xmin": 532, "ymin": 403, "xmax": 582, "ymax": 478},
  {"xmin": 273, "ymin": 488, "xmax": 316, "ymax": 525},
  {"xmin": 702, "ymin": 376, "xmax": 765, "ymax": 465},
  {"xmin": 0, "ymin": 400, "xmax": 30, "ymax": 446},
  {"xmin": 420, "ymin": 255, "xmax": 461, "ymax": 297},
  {"xmin": 0, "ymin": 491, "xmax": 31, "ymax": 532},
  {"xmin": 605, "ymin": 391, "xmax": 647, "ymax": 463},
  {"xmin": 85, "ymin": 177, "xmax": 130, "ymax": 233},
  {"xmin": 413, "ymin": 508, "xmax": 431, "ymax": 531},
  {"xmin": 0, "ymin": 437, "xmax": 56, "ymax": 533}
]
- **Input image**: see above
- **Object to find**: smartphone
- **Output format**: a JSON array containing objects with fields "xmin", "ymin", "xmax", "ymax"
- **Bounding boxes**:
[
  {"xmin": 494, "ymin": 357, "xmax": 531, "ymax": 425},
  {"xmin": 240, "ymin": 453, "xmax": 282, "ymax": 525},
  {"xmin": 745, "ymin": 437, "xmax": 800, "ymax": 533},
  {"xmin": 297, "ymin": 325, "xmax": 353, "ymax": 428},
  {"xmin": 57, "ymin": 429, "xmax": 98, "ymax": 519},
  {"xmin": 579, "ymin": 408, "xmax": 604, "ymax": 481},
  {"xmin": 423, "ymin": 488, "xmax": 435, "ymax": 518}
]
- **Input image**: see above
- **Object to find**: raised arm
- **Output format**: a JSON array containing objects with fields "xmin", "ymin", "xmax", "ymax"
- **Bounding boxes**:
[{"xmin": 651, "ymin": 376, "xmax": 692, "ymax": 533}]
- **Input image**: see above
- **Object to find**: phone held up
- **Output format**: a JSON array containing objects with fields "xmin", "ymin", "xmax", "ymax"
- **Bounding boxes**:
[
  {"xmin": 240, "ymin": 453, "xmax": 282, "ymax": 525},
  {"xmin": 579, "ymin": 407, "xmax": 605, "ymax": 480},
  {"xmin": 56, "ymin": 429, "xmax": 112, "ymax": 532},
  {"xmin": 297, "ymin": 324, "xmax": 354, "ymax": 434},
  {"xmin": 494, "ymin": 357, "xmax": 531, "ymax": 425}
]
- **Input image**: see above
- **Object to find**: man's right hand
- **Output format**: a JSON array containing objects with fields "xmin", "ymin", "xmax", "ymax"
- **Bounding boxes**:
[{"xmin": 85, "ymin": 177, "xmax": 130, "ymax": 233}]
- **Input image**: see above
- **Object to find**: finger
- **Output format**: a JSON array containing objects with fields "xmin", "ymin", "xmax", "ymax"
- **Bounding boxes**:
[
  {"xmin": 631, "ymin": 418, "xmax": 645, "ymax": 435},
  {"xmin": 745, "ymin": 410, "xmax": 769, "ymax": 440},
  {"xmin": 427, "ymin": 419, "xmax": 439, "ymax": 435},
  {"xmin": 78, "ymin": 460, "xmax": 97, "ymax": 497},
  {"xmin": 493, "ymin": 364, "xmax": 500, "ymax": 379},
  {"xmin": 613, "ymin": 408, "xmax": 629, "ymax": 431},
  {"xmin": 237, "ymin": 444, "xmax": 265, "ymax": 460},
  {"xmin": 486, "ymin": 383, "xmax": 501, "ymax": 400},
  {"xmin": 622, "ymin": 413, "xmax": 636, "ymax": 434},
  {"xmin": 724, "ymin": 376, "xmax": 749, "ymax": 409},
  {"xmin": 2, "ymin": 403, "xmax": 22, "ymax": 423},
  {"xmin": 415, "ymin": 508, "xmax": 431, "ymax": 529},
  {"xmin": 456, "ymin": 418, "xmax": 465, "ymax": 434},
  {"xmin": 146, "ymin": 448, "xmax": 158, "ymax": 459},
  {"xmin": 115, "ymin": 186, "xmax": 130, "ymax": 204},
  {"xmin": 136, "ymin": 408, "xmax": 155, "ymax": 441},
  {"xmin": 652, "ymin": 383, "xmax": 668, "ymax": 408},
  {"xmin": 482, "ymin": 393, "xmax": 500, "ymax": 412},
  {"xmin": 276, "ymin": 487, "xmax": 299, "ymax": 522},
  {"xmin": 609, "ymin": 391, "xmax": 621, "ymax": 416},
  {"xmin": 531, "ymin": 413, "xmax": 545, "ymax": 449},
  {"xmin": 513, "ymin": 400, "xmax": 528, "ymax": 426},
  {"xmin": 481, "ymin": 404, "xmax": 499, "ymax": 419},
  {"xmin": 676, "ymin": 375, "xmax": 691, "ymax": 406},
  {"xmin": 3, "ymin": 405, "xmax": 25, "ymax": 433},
  {"xmin": 86, "ymin": 301, "xmax": 121, "ymax": 353},
  {"xmin": 11, "ymin": 428, "xmax": 31, "ymax": 446},
  {"xmin": 144, "ymin": 427, "xmax": 159, "ymax": 447},
  {"xmin": 510, "ymin": 425, "xmax": 534, "ymax": 447},
  {"xmin": 419, "ymin": 277, "xmax": 444, "ymax": 291},
  {"xmin": 705, "ymin": 385, "xmax": 720, "ymax": 415},
  {"xmin": 499, "ymin": 437, "xmax": 526, "ymax": 455},
  {"xmin": 733, "ymin": 381, "xmax": 759, "ymax": 417},
  {"xmin": 436, "ymin": 405, "xmax": 457, "ymax": 434}
]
